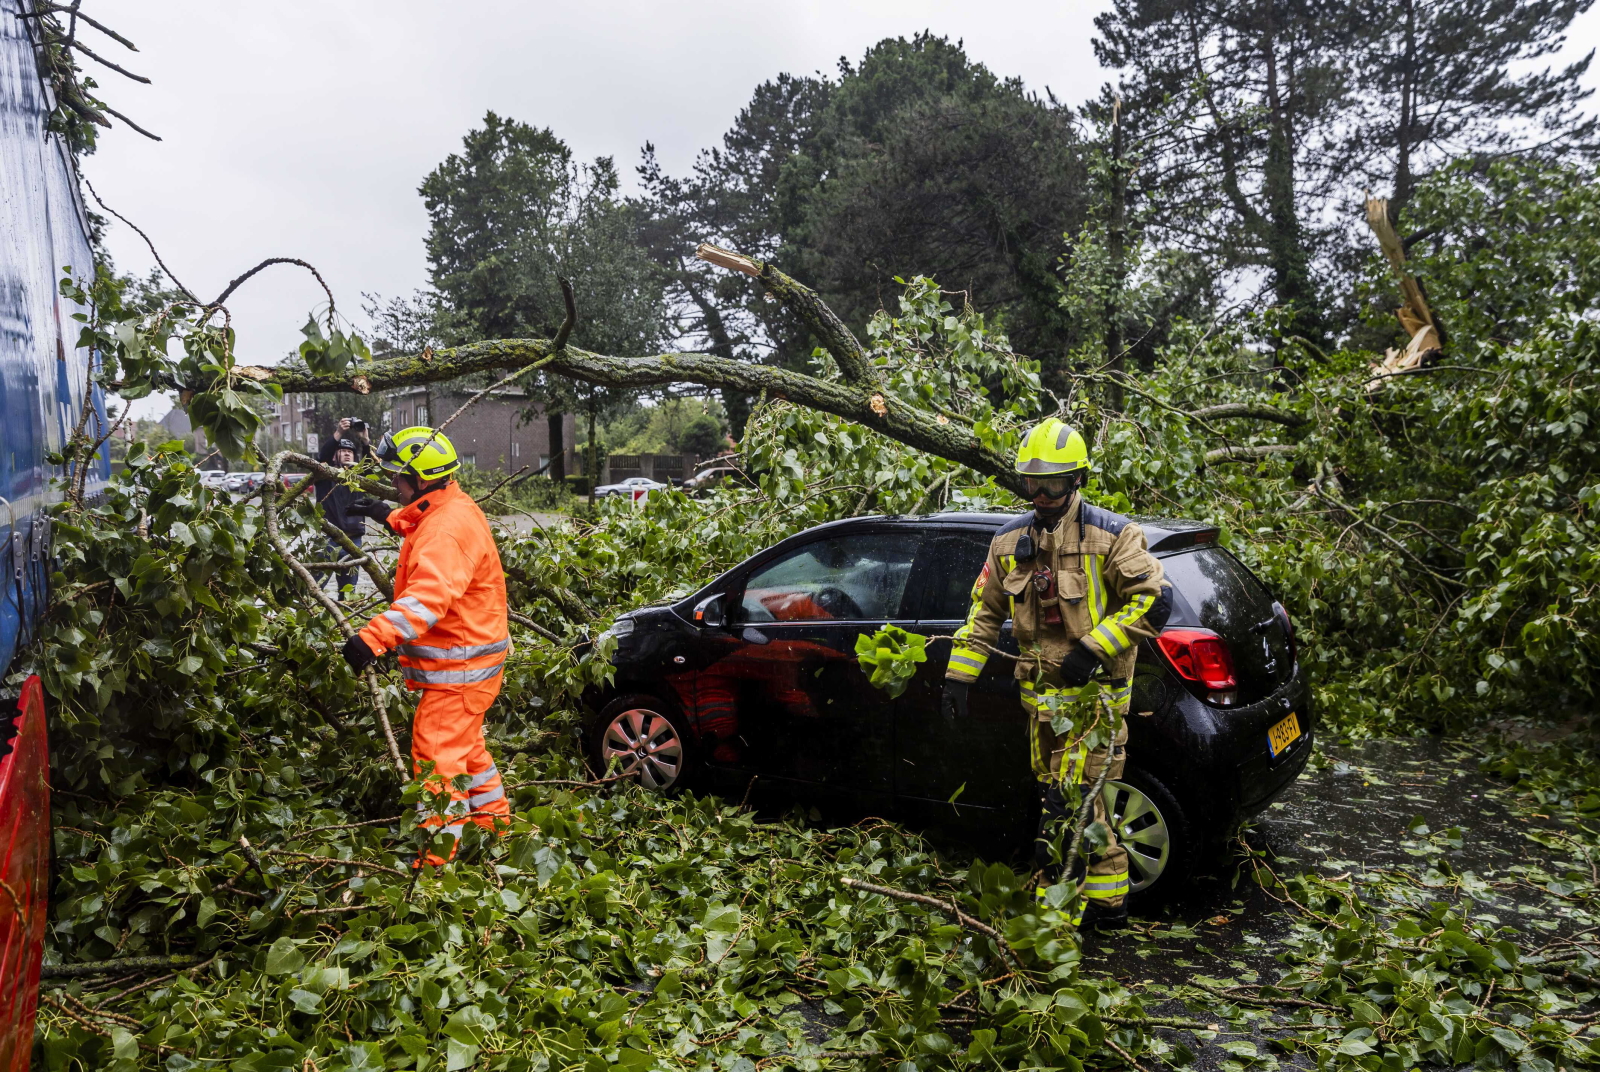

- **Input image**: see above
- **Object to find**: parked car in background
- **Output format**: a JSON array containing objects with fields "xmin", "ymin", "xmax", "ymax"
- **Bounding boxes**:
[
  {"xmin": 198, "ymin": 470, "xmax": 229, "ymax": 490},
  {"xmin": 223, "ymin": 472, "xmax": 269, "ymax": 495},
  {"xmin": 684, "ymin": 466, "xmax": 749, "ymax": 495},
  {"xmin": 595, "ymin": 476, "xmax": 669, "ymax": 498},
  {"xmin": 579, "ymin": 510, "xmax": 1311, "ymax": 904}
]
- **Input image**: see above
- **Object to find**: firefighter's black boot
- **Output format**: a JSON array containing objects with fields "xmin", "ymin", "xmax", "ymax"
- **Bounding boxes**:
[{"xmin": 1080, "ymin": 899, "xmax": 1129, "ymax": 930}]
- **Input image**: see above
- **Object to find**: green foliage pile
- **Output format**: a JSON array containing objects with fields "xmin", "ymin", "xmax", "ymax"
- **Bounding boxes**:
[
  {"xmin": 33, "ymin": 447, "xmax": 1160, "ymax": 1071},
  {"xmin": 32, "ymin": 158, "xmax": 1600, "ymax": 1070}
]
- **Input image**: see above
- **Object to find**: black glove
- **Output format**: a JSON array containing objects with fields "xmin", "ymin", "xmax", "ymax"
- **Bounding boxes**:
[
  {"xmin": 1058, "ymin": 643, "xmax": 1102, "ymax": 688},
  {"xmin": 347, "ymin": 496, "xmax": 392, "ymax": 521},
  {"xmin": 941, "ymin": 679, "xmax": 971, "ymax": 719},
  {"xmin": 342, "ymin": 633, "xmax": 378, "ymax": 673}
]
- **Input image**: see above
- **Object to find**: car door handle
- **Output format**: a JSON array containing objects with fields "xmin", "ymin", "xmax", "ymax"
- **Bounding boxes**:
[{"xmin": 741, "ymin": 627, "xmax": 771, "ymax": 646}]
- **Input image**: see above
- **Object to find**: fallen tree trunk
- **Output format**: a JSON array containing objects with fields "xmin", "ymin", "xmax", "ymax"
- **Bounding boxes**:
[
  {"xmin": 238, "ymin": 344, "xmax": 1025, "ymax": 494},
  {"xmin": 219, "ymin": 247, "xmax": 1300, "ymax": 496}
]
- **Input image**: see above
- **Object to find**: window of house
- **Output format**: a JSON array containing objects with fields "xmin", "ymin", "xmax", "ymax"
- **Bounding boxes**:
[
  {"xmin": 415, "ymin": 404, "xmax": 429, "ymax": 425},
  {"xmin": 464, "ymin": 454, "xmax": 476, "ymax": 467},
  {"xmin": 539, "ymin": 454, "xmax": 550, "ymax": 469}
]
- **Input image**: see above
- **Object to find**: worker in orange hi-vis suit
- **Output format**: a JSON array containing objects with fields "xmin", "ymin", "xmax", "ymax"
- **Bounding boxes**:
[{"xmin": 340, "ymin": 426, "xmax": 512, "ymax": 863}]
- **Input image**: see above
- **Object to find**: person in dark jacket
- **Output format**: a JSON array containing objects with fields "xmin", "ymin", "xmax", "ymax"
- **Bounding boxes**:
[
  {"xmin": 314, "ymin": 438, "xmax": 369, "ymax": 598},
  {"xmin": 318, "ymin": 416, "xmax": 371, "ymax": 464}
]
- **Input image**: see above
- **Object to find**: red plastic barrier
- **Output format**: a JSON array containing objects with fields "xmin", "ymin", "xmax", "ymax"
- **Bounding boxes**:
[{"xmin": 0, "ymin": 677, "xmax": 49, "ymax": 1072}]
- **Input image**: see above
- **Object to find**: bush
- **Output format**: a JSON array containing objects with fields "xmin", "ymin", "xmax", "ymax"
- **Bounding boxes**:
[{"xmin": 680, "ymin": 412, "xmax": 724, "ymax": 457}]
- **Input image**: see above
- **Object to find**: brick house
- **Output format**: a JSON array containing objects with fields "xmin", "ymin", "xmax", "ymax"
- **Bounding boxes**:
[
  {"xmin": 265, "ymin": 389, "xmax": 575, "ymax": 475},
  {"xmin": 386, "ymin": 386, "xmax": 576, "ymax": 475}
]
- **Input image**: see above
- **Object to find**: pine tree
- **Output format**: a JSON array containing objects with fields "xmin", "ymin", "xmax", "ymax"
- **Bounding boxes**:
[{"xmin": 1349, "ymin": 0, "xmax": 1597, "ymax": 220}]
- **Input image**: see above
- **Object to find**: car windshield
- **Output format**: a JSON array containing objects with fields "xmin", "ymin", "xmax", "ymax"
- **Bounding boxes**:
[{"xmin": 740, "ymin": 533, "xmax": 919, "ymax": 622}]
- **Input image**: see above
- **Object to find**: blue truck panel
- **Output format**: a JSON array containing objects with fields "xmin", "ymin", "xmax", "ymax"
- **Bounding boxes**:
[{"xmin": 1, "ymin": 0, "xmax": 110, "ymax": 676}]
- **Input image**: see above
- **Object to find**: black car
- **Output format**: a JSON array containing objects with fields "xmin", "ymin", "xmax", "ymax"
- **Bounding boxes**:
[{"xmin": 581, "ymin": 511, "xmax": 1312, "ymax": 901}]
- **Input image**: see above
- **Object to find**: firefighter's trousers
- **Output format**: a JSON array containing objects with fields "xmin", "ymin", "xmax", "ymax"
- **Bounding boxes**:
[
  {"xmin": 412, "ymin": 688, "xmax": 510, "ymax": 861},
  {"xmin": 1026, "ymin": 677, "xmax": 1132, "ymax": 914}
]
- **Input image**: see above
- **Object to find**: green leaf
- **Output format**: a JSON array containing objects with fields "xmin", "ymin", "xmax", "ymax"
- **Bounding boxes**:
[
  {"xmin": 288, "ymin": 988, "xmax": 322, "ymax": 1013},
  {"xmin": 111, "ymin": 1026, "xmax": 139, "ymax": 1061},
  {"xmin": 265, "ymin": 936, "xmax": 306, "ymax": 975}
]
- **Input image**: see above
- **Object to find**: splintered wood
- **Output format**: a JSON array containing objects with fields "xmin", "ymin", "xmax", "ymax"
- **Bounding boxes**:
[{"xmin": 1364, "ymin": 197, "xmax": 1442, "ymax": 389}]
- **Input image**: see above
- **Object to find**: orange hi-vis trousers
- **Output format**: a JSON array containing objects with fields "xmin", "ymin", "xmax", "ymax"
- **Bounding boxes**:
[{"xmin": 413, "ymin": 689, "xmax": 510, "ymax": 860}]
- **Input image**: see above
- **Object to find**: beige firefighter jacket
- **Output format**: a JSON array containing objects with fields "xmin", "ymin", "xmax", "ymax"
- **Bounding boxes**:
[{"xmin": 945, "ymin": 495, "xmax": 1171, "ymax": 684}]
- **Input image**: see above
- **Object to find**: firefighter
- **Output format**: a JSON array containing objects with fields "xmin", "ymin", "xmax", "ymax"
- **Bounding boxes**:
[
  {"xmin": 941, "ymin": 419, "xmax": 1171, "ymax": 929},
  {"xmin": 341, "ymin": 426, "xmax": 512, "ymax": 861}
]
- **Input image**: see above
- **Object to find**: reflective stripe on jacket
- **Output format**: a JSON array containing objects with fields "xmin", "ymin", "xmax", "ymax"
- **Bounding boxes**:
[
  {"xmin": 945, "ymin": 495, "xmax": 1171, "ymax": 684},
  {"xmin": 358, "ymin": 482, "xmax": 511, "ymax": 705}
]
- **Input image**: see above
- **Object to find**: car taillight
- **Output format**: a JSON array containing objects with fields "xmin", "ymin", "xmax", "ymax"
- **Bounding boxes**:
[{"xmin": 1156, "ymin": 628, "xmax": 1238, "ymax": 705}]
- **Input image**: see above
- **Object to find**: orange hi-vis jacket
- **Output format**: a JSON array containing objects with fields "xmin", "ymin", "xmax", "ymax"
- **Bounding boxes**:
[{"xmin": 358, "ymin": 482, "xmax": 511, "ymax": 711}]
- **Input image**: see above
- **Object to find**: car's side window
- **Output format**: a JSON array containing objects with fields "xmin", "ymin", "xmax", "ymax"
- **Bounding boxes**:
[
  {"xmin": 739, "ymin": 533, "xmax": 921, "ymax": 622},
  {"xmin": 907, "ymin": 531, "xmax": 993, "ymax": 620}
]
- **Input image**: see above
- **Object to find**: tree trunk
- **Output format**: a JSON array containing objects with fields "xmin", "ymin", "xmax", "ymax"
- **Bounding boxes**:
[
  {"xmin": 547, "ymin": 411, "xmax": 566, "ymax": 482},
  {"xmin": 1260, "ymin": 2, "xmax": 1321, "ymax": 350},
  {"xmin": 1105, "ymin": 97, "xmax": 1127, "ymax": 411},
  {"xmin": 1392, "ymin": 0, "xmax": 1418, "ymax": 220},
  {"xmin": 587, "ymin": 406, "xmax": 598, "ymax": 508}
]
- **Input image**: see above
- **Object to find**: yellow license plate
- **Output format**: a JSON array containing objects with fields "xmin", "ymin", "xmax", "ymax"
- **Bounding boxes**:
[{"xmin": 1267, "ymin": 712, "xmax": 1302, "ymax": 757}]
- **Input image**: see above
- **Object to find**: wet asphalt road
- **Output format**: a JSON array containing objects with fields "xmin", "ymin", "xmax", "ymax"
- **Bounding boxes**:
[{"xmin": 1080, "ymin": 736, "xmax": 1579, "ymax": 1068}]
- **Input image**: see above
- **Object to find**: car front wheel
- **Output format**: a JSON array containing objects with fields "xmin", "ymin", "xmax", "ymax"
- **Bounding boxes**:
[{"xmin": 587, "ymin": 694, "xmax": 697, "ymax": 792}]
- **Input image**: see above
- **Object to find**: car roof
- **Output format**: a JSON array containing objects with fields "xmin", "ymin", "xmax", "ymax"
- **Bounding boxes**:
[
  {"xmin": 667, "ymin": 504, "xmax": 1223, "ymax": 613},
  {"xmin": 780, "ymin": 509, "xmax": 1221, "ymax": 554}
]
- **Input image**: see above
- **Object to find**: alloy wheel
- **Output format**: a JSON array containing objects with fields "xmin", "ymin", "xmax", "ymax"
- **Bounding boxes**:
[
  {"xmin": 1103, "ymin": 779, "xmax": 1171, "ymax": 893},
  {"xmin": 601, "ymin": 708, "xmax": 683, "ymax": 790}
]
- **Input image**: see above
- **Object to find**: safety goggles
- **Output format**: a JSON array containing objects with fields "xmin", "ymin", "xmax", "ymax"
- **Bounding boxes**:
[
  {"xmin": 374, "ymin": 432, "xmax": 408, "ymax": 474},
  {"xmin": 1022, "ymin": 474, "xmax": 1078, "ymax": 500}
]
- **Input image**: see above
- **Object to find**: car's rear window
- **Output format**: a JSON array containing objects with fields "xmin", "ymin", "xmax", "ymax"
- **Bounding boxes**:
[{"xmin": 1156, "ymin": 547, "xmax": 1274, "ymax": 629}]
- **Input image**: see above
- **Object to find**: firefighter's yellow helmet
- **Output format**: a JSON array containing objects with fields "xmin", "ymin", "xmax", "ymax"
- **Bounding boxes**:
[
  {"xmin": 376, "ymin": 426, "xmax": 461, "ymax": 481},
  {"xmin": 1013, "ymin": 418, "xmax": 1089, "ymax": 476}
]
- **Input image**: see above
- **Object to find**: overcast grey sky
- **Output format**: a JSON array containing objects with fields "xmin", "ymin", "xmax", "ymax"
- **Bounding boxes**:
[{"xmin": 84, "ymin": 1, "xmax": 1600, "ymax": 419}]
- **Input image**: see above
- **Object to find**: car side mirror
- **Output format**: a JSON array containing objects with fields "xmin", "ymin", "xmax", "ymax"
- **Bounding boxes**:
[{"xmin": 693, "ymin": 592, "xmax": 727, "ymax": 629}]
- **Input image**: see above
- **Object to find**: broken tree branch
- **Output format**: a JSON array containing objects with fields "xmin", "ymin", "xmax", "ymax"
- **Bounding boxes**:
[
  {"xmin": 235, "ymin": 341, "xmax": 1021, "ymax": 495},
  {"xmin": 65, "ymin": 38, "xmax": 148, "ymax": 83},
  {"xmin": 552, "ymin": 276, "xmax": 576, "ymax": 352},
  {"xmin": 1187, "ymin": 403, "xmax": 1307, "ymax": 427},
  {"xmin": 507, "ymin": 610, "xmax": 559, "ymax": 643},
  {"xmin": 697, "ymin": 243, "xmax": 874, "ymax": 384},
  {"xmin": 82, "ymin": 179, "xmax": 194, "ymax": 301},
  {"xmin": 96, "ymin": 102, "xmax": 160, "ymax": 141},
  {"xmin": 264, "ymin": 451, "xmax": 408, "ymax": 779},
  {"xmin": 40, "ymin": 955, "xmax": 199, "ymax": 980},
  {"xmin": 841, "ymin": 877, "xmax": 1027, "ymax": 974},
  {"xmin": 210, "ymin": 257, "xmax": 335, "ymax": 312},
  {"xmin": 1203, "ymin": 444, "xmax": 1297, "ymax": 466},
  {"xmin": 26, "ymin": 5, "xmax": 139, "ymax": 51}
]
